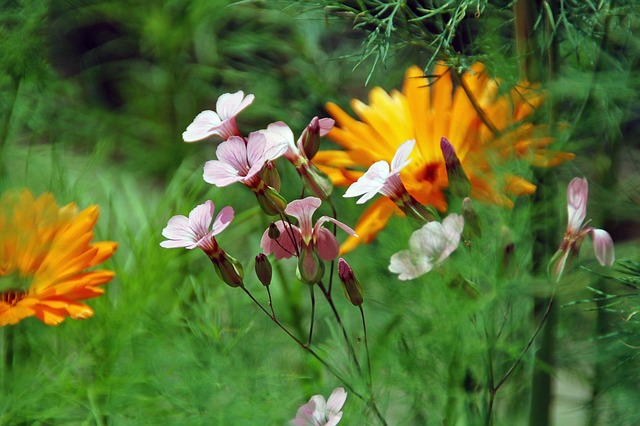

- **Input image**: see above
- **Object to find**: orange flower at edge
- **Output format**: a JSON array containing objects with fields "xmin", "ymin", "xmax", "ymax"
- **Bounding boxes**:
[
  {"xmin": 314, "ymin": 63, "xmax": 574, "ymax": 253},
  {"xmin": 0, "ymin": 189, "xmax": 117, "ymax": 326}
]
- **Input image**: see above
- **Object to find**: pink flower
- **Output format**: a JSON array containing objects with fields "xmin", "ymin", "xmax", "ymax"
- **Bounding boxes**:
[
  {"xmin": 389, "ymin": 214, "xmax": 464, "ymax": 280},
  {"xmin": 260, "ymin": 118, "xmax": 335, "ymax": 165},
  {"xmin": 550, "ymin": 177, "xmax": 615, "ymax": 280},
  {"xmin": 260, "ymin": 197, "xmax": 356, "ymax": 262},
  {"xmin": 160, "ymin": 200, "xmax": 234, "ymax": 257},
  {"xmin": 203, "ymin": 133, "xmax": 267, "ymax": 188},
  {"xmin": 291, "ymin": 387, "xmax": 347, "ymax": 426},
  {"xmin": 343, "ymin": 139, "xmax": 415, "ymax": 204},
  {"xmin": 182, "ymin": 91, "xmax": 254, "ymax": 142}
]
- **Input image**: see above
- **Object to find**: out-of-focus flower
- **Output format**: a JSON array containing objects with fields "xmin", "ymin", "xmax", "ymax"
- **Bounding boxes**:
[
  {"xmin": 549, "ymin": 177, "xmax": 614, "ymax": 281},
  {"xmin": 389, "ymin": 214, "xmax": 464, "ymax": 281},
  {"xmin": 260, "ymin": 197, "xmax": 356, "ymax": 283},
  {"xmin": 291, "ymin": 387, "xmax": 347, "ymax": 426},
  {"xmin": 160, "ymin": 200, "xmax": 243, "ymax": 287},
  {"xmin": 260, "ymin": 120, "xmax": 335, "ymax": 199},
  {"xmin": 314, "ymin": 63, "xmax": 573, "ymax": 253},
  {"xmin": 0, "ymin": 190, "xmax": 117, "ymax": 326},
  {"xmin": 182, "ymin": 90, "xmax": 254, "ymax": 142}
]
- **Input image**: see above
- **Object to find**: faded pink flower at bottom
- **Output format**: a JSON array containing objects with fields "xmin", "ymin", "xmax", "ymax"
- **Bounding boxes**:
[
  {"xmin": 182, "ymin": 90, "xmax": 254, "ymax": 142},
  {"xmin": 549, "ymin": 177, "xmax": 615, "ymax": 281},
  {"xmin": 291, "ymin": 387, "xmax": 347, "ymax": 426},
  {"xmin": 389, "ymin": 214, "xmax": 464, "ymax": 280}
]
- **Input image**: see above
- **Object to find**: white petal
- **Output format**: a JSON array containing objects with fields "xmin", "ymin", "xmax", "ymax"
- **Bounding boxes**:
[
  {"xmin": 390, "ymin": 139, "xmax": 415, "ymax": 173},
  {"xmin": 590, "ymin": 228, "xmax": 615, "ymax": 266},
  {"xmin": 182, "ymin": 110, "xmax": 222, "ymax": 142}
]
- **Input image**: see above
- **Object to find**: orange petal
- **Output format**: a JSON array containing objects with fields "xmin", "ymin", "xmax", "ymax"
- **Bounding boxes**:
[{"xmin": 340, "ymin": 198, "xmax": 399, "ymax": 255}]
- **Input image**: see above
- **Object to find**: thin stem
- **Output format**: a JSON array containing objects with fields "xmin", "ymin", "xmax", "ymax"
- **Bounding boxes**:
[
  {"xmin": 326, "ymin": 198, "xmax": 339, "ymax": 295},
  {"xmin": 495, "ymin": 296, "xmax": 555, "ymax": 392},
  {"xmin": 317, "ymin": 280, "xmax": 362, "ymax": 373},
  {"xmin": 239, "ymin": 284, "xmax": 388, "ymax": 425},
  {"xmin": 359, "ymin": 306, "xmax": 373, "ymax": 391},
  {"xmin": 308, "ymin": 284, "xmax": 315, "ymax": 346},
  {"xmin": 450, "ymin": 68, "xmax": 499, "ymax": 135},
  {"xmin": 266, "ymin": 285, "xmax": 276, "ymax": 319}
]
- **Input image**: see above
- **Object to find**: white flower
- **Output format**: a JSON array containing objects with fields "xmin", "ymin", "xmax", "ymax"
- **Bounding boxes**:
[{"xmin": 389, "ymin": 214, "xmax": 464, "ymax": 280}]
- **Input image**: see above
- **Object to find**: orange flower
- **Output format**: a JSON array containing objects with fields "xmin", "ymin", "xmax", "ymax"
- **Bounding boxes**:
[
  {"xmin": 314, "ymin": 63, "xmax": 573, "ymax": 253},
  {"xmin": 0, "ymin": 190, "xmax": 117, "ymax": 326}
]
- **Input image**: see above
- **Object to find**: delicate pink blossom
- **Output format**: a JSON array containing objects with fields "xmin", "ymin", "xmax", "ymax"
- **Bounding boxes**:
[
  {"xmin": 343, "ymin": 139, "xmax": 415, "ymax": 204},
  {"xmin": 291, "ymin": 387, "xmax": 347, "ymax": 426},
  {"xmin": 182, "ymin": 91, "xmax": 254, "ymax": 142},
  {"xmin": 550, "ymin": 177, "xmax": 615, "ymax": 280},
  {"xmin": 160, "ymin": 200, "xmax": 234, "ymax": 256},
  {"xmin": 389, "ymin": 214, "xmax": 464, "ymax": 280},
  {"xmin": 260, "ymin": 197, "xmax": 356, "ymax": 262},
  {"xmin": 203, "ymin": 133, "xmax": 267, "ymax": 188},
  {"xmin": 260, "ymin": 118, "xmax": 334, "ymax": 165}
]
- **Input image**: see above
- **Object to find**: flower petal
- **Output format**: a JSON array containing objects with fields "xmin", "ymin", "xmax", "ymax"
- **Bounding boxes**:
[
  {"xmin": 590, "ymin": 228, "xmax": 615, "ymax": 266},
  {"xmin": 216, "ymin": 91, "xmax": 254, "ymax": 120},
  {"xmin": 389, "ymin": 249, "xmax": 433, "ymax": 280},
  {"xmin": 211, "ymin": 206, "xmax": 235, "ymax": 236},
  {"xmin": 567, "ymin": 177, "xmax": 588, "ymax": 234},
  {"xmin": 390, "ymin": 139, "xmax": 415, "ymax": 173},
  {"xmin": 182, "ymin": 110, "xmax": 221, "ymax": 142},
  {"xmin": 315, "ymin": 227, "xmax": 340, "ymax": 260},
  {"xmin": 326, "ymin": 387, "xmax": 347, "ymax": 413},
  {"xmin": 285, "ymin": 197, "xmax": 322, "ymax": 237},
  {"xmin": 203, "ymin": 160, "xmax": 242, "ymax": 187}
]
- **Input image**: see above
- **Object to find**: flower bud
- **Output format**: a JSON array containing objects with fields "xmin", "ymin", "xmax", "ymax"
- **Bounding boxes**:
[
  {"xmin": 461, "ymin": 197, "xmax": 481, "ymax": 238},
  {"xmin": 256, "ymin": 186, "xmax": 288, "ymax": 216},
  {"xmin": 300, "ymin": 117, "xmax": 335, "ymax": 160},
  {"xmin": 296, "ymin": 246, "xmax": 325, "ymax": 284},
  {"xmin": 268, "ymin": 223, "xmax": 281, "ymax": 240},
  {"xmin": 262, "ymin": 160, "xmax": 281, "ymax": 192},
  {"xmin": 212, "ymin": 252, "xmax": 244, "ymax": 288},
  {"xmin": 254, "ymin": 254, "xmax": 272, "ymax": 286},
  {"xmin": 338, "ymin": 258, "xmax": 363, "ymax": 306},
  {"xmin": 299, "ymin": 164, "xmax": 334, "ymax": 199},
  {"xmin": 440, "ymin": 137, "xmax": 471, "ymax": 198}
]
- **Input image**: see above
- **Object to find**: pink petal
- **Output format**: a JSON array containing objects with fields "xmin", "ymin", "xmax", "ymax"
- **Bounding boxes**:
[
  {"xmin": 315, "ymin": 228, "xmax": 340, "ymax": 260},
  {"xmin": 182, "ymin": 110, "xmax": 222, "ymax": 142},
  {"xmin": 326, "ymin": 388, "xmax": 347, "ymax": 412},
  {"xmin": 325, "ymin": 413, "xmax": 343, "ymax": 426},
  {"xmin": 244, "ymin": 132, "xmax": 267, "ymax": 178},
  {"xmin": 203, "ymin": 160, "xmax": 242, "ymax": 187},
  {"xmin": 390, "ymin": 139, "xmax": 415, "ymax": 173},
  {"xmin": 216, "ymin": 136, "xmax": 249, "ymax": 172},
  {"xmin": 188, "ymin": 200, "xmax": 214, "ymax": 237},
  {"xmin": 285, "ymin": 197, "xmax": 322, "ymax": 237},
  {"xmin": 211, "ymin": 205, "xmax": 234, "ymax": 236},
  {"xmin": 260, "ymin": 222, "xmax": 301, "ymax": 259},
  {"xmin": 260, "ymin": 121, "xmax": 295, "ymax": 160},
  {"xmin": 318, "ymin": 118, "xmax": 335, "ymax": 137},
  {"xmin": 216, "ymin": 91, "xmax": 254, "ymax": 120},
  {"xmin": 590, "ymin": 228, "xmax": 615, "ymax": 266},
  {"xmin": 567, "ymin": 177, "xmax": 588, "ymax": 234}
]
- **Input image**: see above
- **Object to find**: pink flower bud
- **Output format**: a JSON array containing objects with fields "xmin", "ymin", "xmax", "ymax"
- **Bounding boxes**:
[
  {"xmin": 212, "ymin": 252, "xmax": 244, "ymax": 288},
  {"xmin": 338, "ymin": 258, "xmax": 364, "ymax": 306},
  {"xmin": 254, "ymin": 254, "xmax": 272, "ymax": 287},
  {"xmin": 440, "ymin": 137, "xmax": 471, "ymax": 198},
  {"xmin": 299, "ymin": 164, "xmax": 334, "ymax": 199}
]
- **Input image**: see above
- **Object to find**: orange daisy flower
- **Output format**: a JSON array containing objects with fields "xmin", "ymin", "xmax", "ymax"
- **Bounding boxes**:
[
  {"xmin": 314, "ymin": 63, "xmax": 573, "ymax": 253},
  {"xmin": 0, "ymin": 189, "xmax": 118, "ymax": 326}
]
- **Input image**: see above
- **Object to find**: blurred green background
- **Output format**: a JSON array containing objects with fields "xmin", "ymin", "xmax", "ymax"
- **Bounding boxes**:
[{"xmin": 1, "ymin": 0, "xmax": 640, "ymax": 425}]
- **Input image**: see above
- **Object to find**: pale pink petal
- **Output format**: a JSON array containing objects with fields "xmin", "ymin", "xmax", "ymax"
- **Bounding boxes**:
[
  {"xmin": 260, "ymin": 121, "xmax": 295, "ymax": 160},
  {"xmin": 216, "ymin": 91, "xmax": 254, "ymax": 119},
  {"xmin": 211, "ymin": 206, "xmax": 234, "ymax": 235},
  {"xmin": 203, "ymin": 160, "xmax": 242, "ymax": 187},
  {"xmin": 291, "ymin": 399, "xmax": 316, "ymax": 426},
  {"xmin": 325, "ymin": 414, "xmax": 343, "ymax": 426},
  {"xmin": 161, "ymin": 215, "xmax": 193, "ymax": 244},
  {"xmin": 567, "ymin": 177, "xmax": 588, "ymax": 234},
  {"xmin": 216, "ymin": 136, "xmax": 249, "ymax": 172},
  {"xmin": 188, "ymin": 200, "xmax": 214, "ymax": 237},
  {"xmin": 390, "ymin": 139, "xmax": 415, "ymax": 173},
  {"xmin": 285, "ymin": 197, "xmax": 322, "ymax": 237},
  {"xmin": 182, "ymin": 110, "xmax": 222, "ymax": 142},
  {"xmin": 326, "ymin": 388, "xmax": 347, "ymax": 413},
  {"xmin": 315, "ymin": 228, "xmax": 340, "ymax": 260},
  {"xmin": 590, "ymin": 228, "xmax": 615, "ymax": 266},
  {"xmin": 244, "ymin": 132, "xmax": 267, "ymax": 178},
  {"xmin": 389, "ymin": 250, "xmax": 432, "ymax": 280},
  {"xmin": 314, "ymin": 216, "xmax": 357, "ymax": 238},
  {"xmin": 343, "ymin": 161, "xmax": 390, "ymax": 204},
  {"xmin": 318, "ymin": 118, "xmax": 335, "ymax": 137},
  {"xmin": 409, "ymin": 222, "xmax": 446, "ymax": 256},
  {"xmin": 309, "ymin": 395, "xmax": 327, "ymax": 422},
  {"xmin": 440, "ymin": 214, "xmax": 464, "ymax": 260}
]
